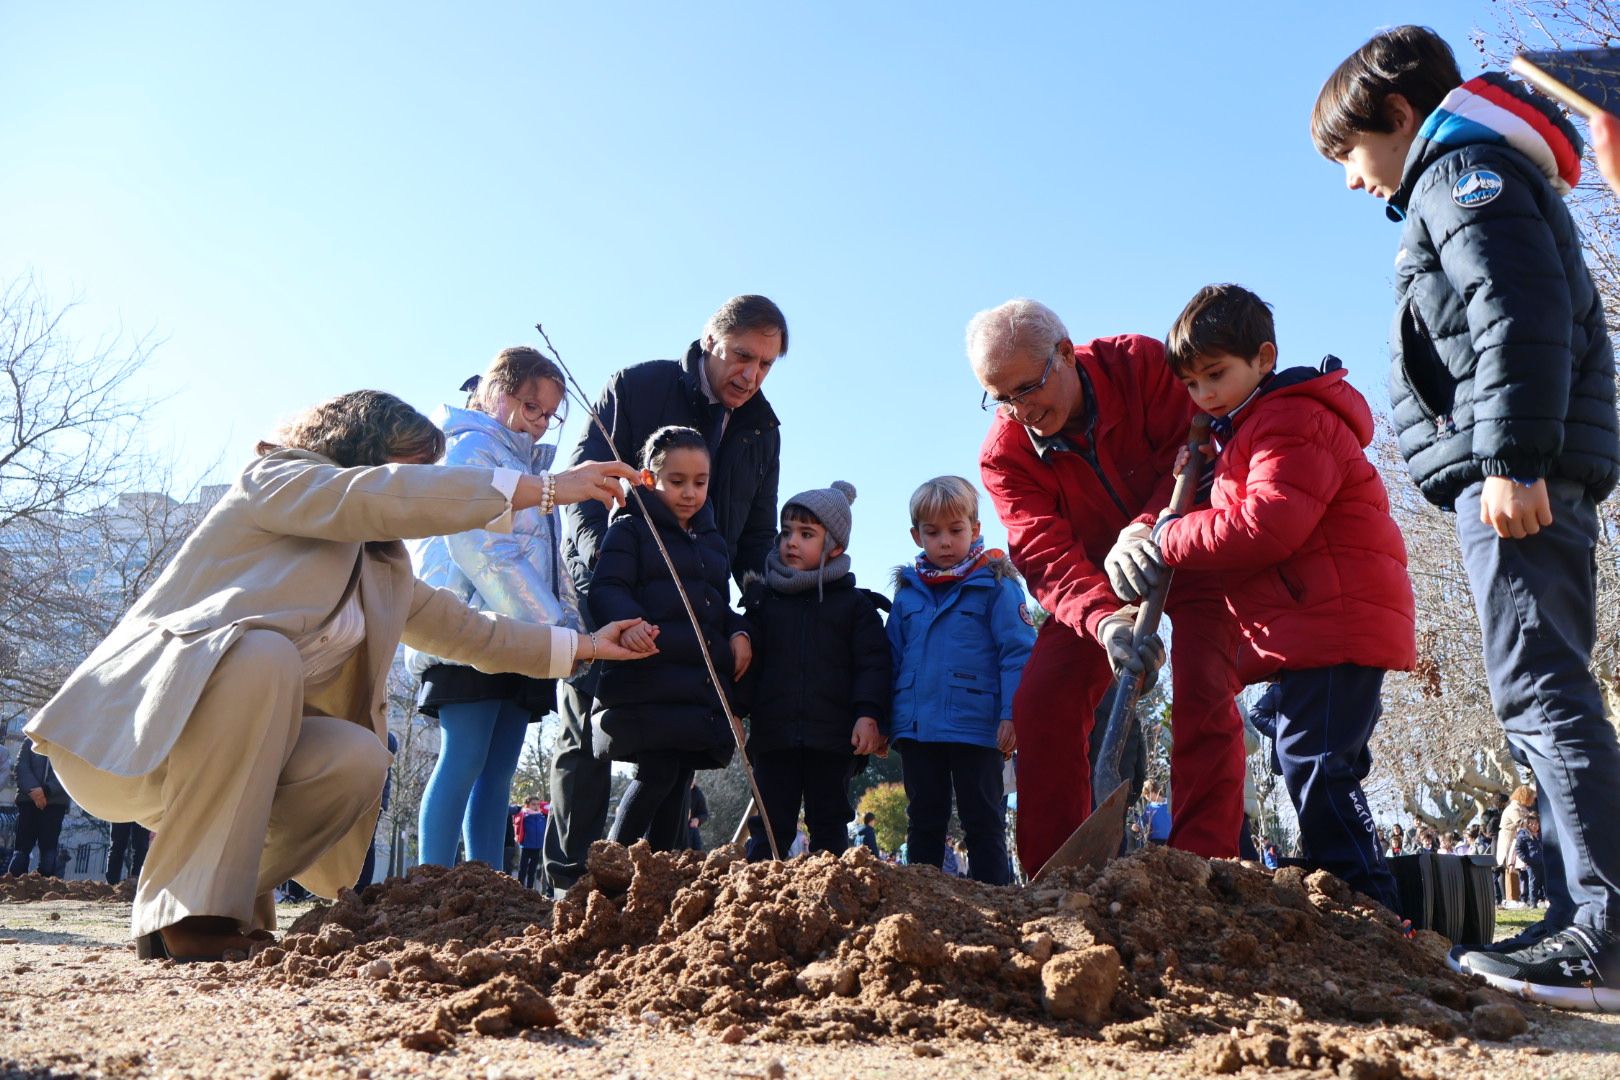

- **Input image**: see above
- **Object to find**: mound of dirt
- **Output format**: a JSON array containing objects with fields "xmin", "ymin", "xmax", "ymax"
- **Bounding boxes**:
[
  {"xmin": 236, "ymin": 841, "xmax": 1527, "ymax": 1064},
  {"xmin": 0, "ymin": 875, "xmax": 134, "ymax": 903}
]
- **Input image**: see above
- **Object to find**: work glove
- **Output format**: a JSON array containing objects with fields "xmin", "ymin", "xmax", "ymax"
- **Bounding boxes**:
[
  {"xmin": 1097, "ymin": 606, "xmax": 1165, "ymax": 692},
  {"xmin": 1104, "ymin": 522, "xmax": 1166, "ymax": 603}
]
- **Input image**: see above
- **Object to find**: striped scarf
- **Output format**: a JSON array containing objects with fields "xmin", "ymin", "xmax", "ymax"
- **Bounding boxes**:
[{"xmin": 913, "ymin": 536, "xmax": 1002, "ymax": 587}]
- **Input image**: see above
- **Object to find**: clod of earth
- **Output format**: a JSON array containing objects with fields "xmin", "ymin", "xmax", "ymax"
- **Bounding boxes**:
[{"xmin": 232, "ymin": 840, "xmax": 1505, "ymax": 1059}]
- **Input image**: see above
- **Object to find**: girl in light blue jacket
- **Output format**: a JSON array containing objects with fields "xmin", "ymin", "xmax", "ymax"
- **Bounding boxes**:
[
  {"xmin": 888, "ymin": 476, "xmax": 1034, "ymax": 885},
  {"xmin": 408, "ymin": 347, "xmax": 585, "ymax": 871}
]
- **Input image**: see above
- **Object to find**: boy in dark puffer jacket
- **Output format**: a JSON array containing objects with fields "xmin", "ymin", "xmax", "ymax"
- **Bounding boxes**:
[
  {"xmin": 1151, "ymin": 284, "xmax": 1414, "ymax": 912},
  {"xmin": 739, "ymin": 481, "xmax": 891, "ymax": 861},
  {"xmin": 1314, "ymin": 26, "xmax": 1620, "ymax": 1009},
  {"xmin": 589, "ymin": 427, "xmax": 747, "ymax": 852}
]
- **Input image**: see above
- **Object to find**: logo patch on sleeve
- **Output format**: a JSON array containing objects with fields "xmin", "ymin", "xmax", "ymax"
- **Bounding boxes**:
[
  {"xmin": 1452, "ymin": 169, "xmax": 1503, "ymax": 208},
  {"xmin": 1018, "ymin": 603, "xmax": 1034, "ymax": 626}
]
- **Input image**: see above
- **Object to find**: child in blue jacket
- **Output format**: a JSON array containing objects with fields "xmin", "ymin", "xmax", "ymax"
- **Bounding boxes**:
[{"xmin": 888, "ymin": 476, "xmax": 1034, "ymax": 885}]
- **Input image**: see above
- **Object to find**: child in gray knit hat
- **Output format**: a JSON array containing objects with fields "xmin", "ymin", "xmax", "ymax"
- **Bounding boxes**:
[
  {"xmin": 738, "ymin": 479, "xmax": 892, "ymax": 861},
  {"xmin": 774, "ymin": 480, "xmax": 856, "ymax": 593}
]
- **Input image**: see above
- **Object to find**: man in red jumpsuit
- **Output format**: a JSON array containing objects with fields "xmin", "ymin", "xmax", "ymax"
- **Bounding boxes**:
[{"xmin": 970, "ymin": 298, "xmax": 1244, "ymax": 874}]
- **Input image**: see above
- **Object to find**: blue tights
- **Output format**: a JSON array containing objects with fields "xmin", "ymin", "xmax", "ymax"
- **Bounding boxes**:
[{"xmin": 418, "ymin": 699, "xmax": 530, "ymax": 869}]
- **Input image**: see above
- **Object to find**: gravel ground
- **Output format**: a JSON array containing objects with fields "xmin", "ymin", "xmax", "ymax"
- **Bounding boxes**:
[{"xmin": 2, "ymin": 890, "xmax": 1618, "ymax": 1079}]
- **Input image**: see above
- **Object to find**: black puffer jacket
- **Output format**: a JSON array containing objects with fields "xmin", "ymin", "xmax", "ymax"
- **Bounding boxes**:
[
  {"xmin": 739, "ymin": 572, "xmax": 892, "ymax": 757},
  {"xmin": 1386, "ymin": 72, "xmax": 1617, "ymax": 510},
  {"xmin": 561, "ymin": 343, "xmax": 781, "ymax": 596},
  {"xmin": 13, "ymin": 741, "xmax": 69, "ymax": 808},
  {"xmin": 588, "ymin": 497, "xmax": 745, "ymax": 767}
]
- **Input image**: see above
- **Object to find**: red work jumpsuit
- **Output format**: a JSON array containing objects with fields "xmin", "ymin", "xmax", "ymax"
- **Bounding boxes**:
[{"xmin": 980, "ymin": 334, "xmax": 1244, "ymax": 873}]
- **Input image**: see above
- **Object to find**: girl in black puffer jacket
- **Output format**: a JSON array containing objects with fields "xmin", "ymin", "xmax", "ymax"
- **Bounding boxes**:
[{"xmin": 589, "ymin": 427, "xmax": 748, "ymax": 851}]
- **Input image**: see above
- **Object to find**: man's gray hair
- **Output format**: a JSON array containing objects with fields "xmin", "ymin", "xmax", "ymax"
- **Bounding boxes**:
[{"xmin": 965, "ymin": 299, "xmax": 1068, "ymax": 371}]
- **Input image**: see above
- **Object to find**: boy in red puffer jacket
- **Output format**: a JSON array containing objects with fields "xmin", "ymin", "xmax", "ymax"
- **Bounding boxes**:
[{"xmin": 1149, "ymin": 283, "xmax": 1415, "ymax": 911}]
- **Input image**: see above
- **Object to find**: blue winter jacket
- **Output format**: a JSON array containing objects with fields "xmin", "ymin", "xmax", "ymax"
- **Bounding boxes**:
[{"xmin": 886, "ymin": 558, "xmax": 1035, "ymax": 750}]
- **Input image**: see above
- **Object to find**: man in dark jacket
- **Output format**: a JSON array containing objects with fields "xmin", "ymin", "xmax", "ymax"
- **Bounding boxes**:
[
  {"xmin": 8, "ymin": 739, "xmax": 70, "ymax": 877},
  {"xmin": 1314, "ymin": 26, "xmax": 1620, "ymax": 1006},
  {"xmin": 544, "ymin": 295, "xmax": 786, "ymax": 893}
]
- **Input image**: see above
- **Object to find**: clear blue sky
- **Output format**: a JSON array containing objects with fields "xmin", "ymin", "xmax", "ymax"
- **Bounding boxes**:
[{"xmin": 2, "ymin": 1, "xmax": 1493, "ymax": 590}]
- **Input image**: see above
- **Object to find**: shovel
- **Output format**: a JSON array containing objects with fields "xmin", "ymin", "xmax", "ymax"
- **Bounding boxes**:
[{"xmin": 1030, "ymin": 414, "xmax": 1213, "ymax": 884}]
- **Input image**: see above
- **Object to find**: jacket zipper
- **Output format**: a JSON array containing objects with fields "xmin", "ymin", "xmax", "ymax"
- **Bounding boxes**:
[
  {"xmin": 1077, "ymin": 443, "xmax": 1129, "ymax": 517},
  {"xmin": 1073, "ymin": 364, "xmax": 1130, "ymax": 516},
  {"xmin": 1399, "ymin": 300, "xmax": 1449, "ymax": 429}
]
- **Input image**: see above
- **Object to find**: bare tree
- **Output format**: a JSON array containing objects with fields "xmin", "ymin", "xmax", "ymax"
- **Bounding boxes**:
[
  {"xmin": 0, "ymin": 482, "xmax": 217, "ymax": 720},
  {"xmin": 0, "ymin": 276, "xmax": 153, "ymax": 532},
  {"xmin": 0, "ymin": 276, "xmax": 177, "ymax": 734},
  {"xmin": 379, "ymin": 658, "xmax": 437, "ymax": 874}
]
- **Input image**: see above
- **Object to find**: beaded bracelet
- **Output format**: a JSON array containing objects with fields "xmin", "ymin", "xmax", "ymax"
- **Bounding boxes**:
[{"xmin": 538, "ymin": 472, "xmax": 557, "ymax": 515}]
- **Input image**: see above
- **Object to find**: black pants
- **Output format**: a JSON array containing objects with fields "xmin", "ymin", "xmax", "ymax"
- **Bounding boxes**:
[
  {"xmin": 106, "ymin": 822, "xmax": 149, "ymax": 884},
  {"xmin": 898, "ymin": 740, "xmax": 1011, "ymax": 886},
  {"xmin": 542, "ymin": 674, "xmax": 612, "ymax": 892},
  {"xmin": 746, "ymin": 749, "xmax": 855, "ymax": 861},
  {"xmin": 518, "ymin": 847, "xmax": 543, "ymax": 889},
  {"xmin": 1271, "ymin": 664, "xmax": 1399, "ymax": 911},
  {"xmin": 609, "ymin": 755, "xmax": 694, "ymax": 852},
  {"xmin": 7, "ymin": 803, "xmax": 67, "ymax": 877}
]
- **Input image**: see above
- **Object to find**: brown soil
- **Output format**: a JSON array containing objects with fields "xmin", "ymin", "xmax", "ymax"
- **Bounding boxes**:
[
  {"xmin": 4, "ymin": 846, "xmax": 1617, "ymax": 1079},
  {"xmin": 0, "ymin": 874, "xmax": 134, "ymax": 903},
  {"xmin": 227, "ymin": 840, "xmax": 1531, "ymax": 1071}
]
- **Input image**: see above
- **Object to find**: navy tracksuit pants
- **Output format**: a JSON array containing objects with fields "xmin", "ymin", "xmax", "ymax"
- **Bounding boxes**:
[
  {"xmin": 1271, "ymin": 664, "xmax": 1400, "ymax": 911},
  {"xmin": 1455, "ymin": 479, "xmax": 1620, "ymax": 933}
]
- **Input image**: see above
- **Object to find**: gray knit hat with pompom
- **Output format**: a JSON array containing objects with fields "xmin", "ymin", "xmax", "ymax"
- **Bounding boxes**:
[{"xmin": 783, "ymin": 480, "xmax": 857, "ymax": 551}]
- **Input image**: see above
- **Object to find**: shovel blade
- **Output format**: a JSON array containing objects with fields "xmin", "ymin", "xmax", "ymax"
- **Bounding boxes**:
[{"xmin": 1028, "ymin": 781, "xmax": 1131, "ymax": 884}]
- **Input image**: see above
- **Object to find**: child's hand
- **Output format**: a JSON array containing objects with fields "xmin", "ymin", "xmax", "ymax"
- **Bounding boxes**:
[
  {"xmin": 1172, "ymin": 442, "xmax": 1216, "ymax": 477},
  {"xmin": 851, "ymin": 716, "xmax": 882, "ymax": 755},
  {"xmin": 995, "ymin": 719, "xmax": 1016, "ymax": 756},
  {"xmin": 730, "ymin": 632, "xmax": 753, "ymax": 680},
  {"xmin": 874, "ymin": 737, "xmax": 889, "ymax": 759},
  {"xmin": 1480, "ymin": 476, "xmax": 1554, "ymax": 539},
  {"xmin": 618, "ymin": 621, "xmax": 660, "ymax": 654}
]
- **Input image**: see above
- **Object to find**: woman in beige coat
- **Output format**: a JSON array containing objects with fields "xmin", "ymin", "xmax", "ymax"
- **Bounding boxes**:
[
  {"xmin": 1497, "ymin": 785, "xmax": 1537, "ymax": 904},
  {"xmin": 24, "ymin": 391, "xmax": 657, "ymax": 961}
]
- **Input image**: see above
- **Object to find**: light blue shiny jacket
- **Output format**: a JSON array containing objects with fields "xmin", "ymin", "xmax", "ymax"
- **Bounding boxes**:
[
  {"xmin": 405, "ymin": 405, "xmax": 584, "ymax": 677},
  {"xmin": 886, "ymin": 557, "xmax": 1035, "ymax": 749}
]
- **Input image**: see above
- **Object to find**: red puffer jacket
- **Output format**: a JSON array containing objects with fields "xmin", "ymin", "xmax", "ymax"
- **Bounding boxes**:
[
  {"xmin": 1156, "ymin": 366, "xmax": 1415, "ymax": 680},
  {"xmin": 980, "ymin": 334, "xmax": 1195, "ymax": 642}
]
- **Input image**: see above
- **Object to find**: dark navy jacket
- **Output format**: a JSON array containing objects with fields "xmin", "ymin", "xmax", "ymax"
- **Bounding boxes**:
[
  {"xmin": 587, "ymin": 496, "xmax": 744, "ymax": 767},
  {"xmin": 1386, "ymin": 73, "xmax": 1617, "ymax": 509},
  {"xmin": 739, "ymin": 572, "xmax": 891, "ymax": 757},
  {"xmin": 13, "ymin": 742, "xmax": 69, "ymax": 808},
  {"xmin": 561, "ymin": 343, "xmax": 780, "ymax": 596}
]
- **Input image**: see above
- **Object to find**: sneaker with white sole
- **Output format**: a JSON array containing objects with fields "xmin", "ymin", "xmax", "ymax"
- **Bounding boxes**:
[
  {"xmin": 1463, "ymin": 925, "xmax": 1620, "ymax": 1012},
  {"xmin": 1448, "ymin": 918, "xmax": 1563, "ymax": 974}
]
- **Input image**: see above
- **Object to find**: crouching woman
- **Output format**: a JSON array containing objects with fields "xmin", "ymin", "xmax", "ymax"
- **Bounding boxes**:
[{"xmin": 22, "ymin": 391, "xmax": 657, "ymax": 961}]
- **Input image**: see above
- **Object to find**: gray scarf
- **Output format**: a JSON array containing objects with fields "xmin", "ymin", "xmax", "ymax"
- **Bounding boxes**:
[{"xmin": 765, "ymin": 548, "xmax": 852, "ymax": 596}]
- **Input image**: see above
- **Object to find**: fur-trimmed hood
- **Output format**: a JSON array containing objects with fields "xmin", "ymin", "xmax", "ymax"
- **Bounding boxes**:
[{"xmin": 890, "ymin": 552, "xmax": 1020, "ymax": 593}]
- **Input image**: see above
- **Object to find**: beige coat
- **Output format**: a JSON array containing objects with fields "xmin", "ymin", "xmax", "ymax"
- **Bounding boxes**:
[
  {"xmin": 25, "ymin": 450, "xmax": 573, "ymax": 893},
  {"xmin": 1497, "ymin": 800, "xmax": 1534, "ymax": 867}
]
